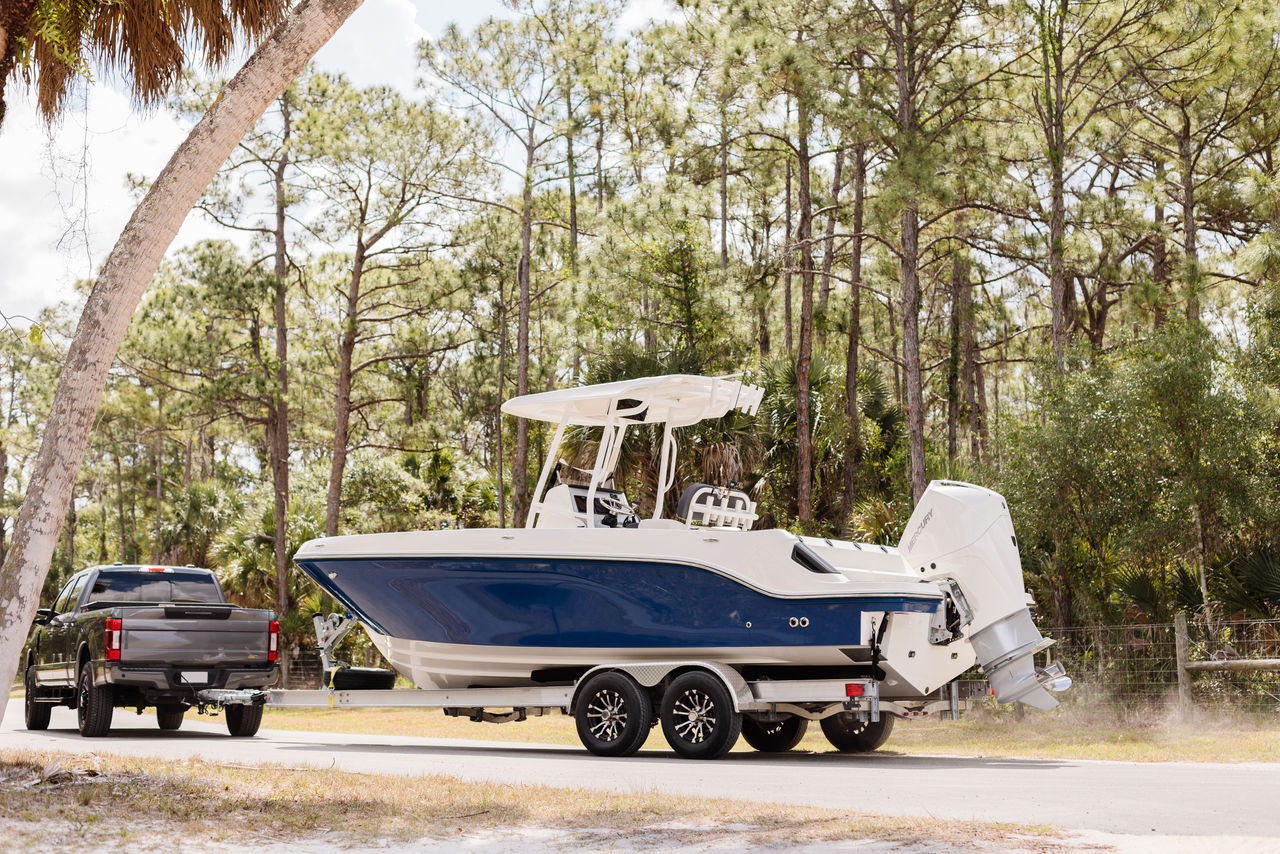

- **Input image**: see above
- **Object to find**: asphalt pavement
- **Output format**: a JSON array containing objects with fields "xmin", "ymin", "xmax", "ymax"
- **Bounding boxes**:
[{"xmin": 2, "ymin": 704, "xmax": 1277, "ymax": 843}]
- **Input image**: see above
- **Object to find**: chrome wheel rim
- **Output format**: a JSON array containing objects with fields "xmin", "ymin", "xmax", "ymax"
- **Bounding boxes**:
[
  {"xmin": 671, "ymin": 688, "xmax": 717, "ymax": 743},
  {"xmin": 586, "ymin": 688, "xmax": 628, "ymax": 742}
]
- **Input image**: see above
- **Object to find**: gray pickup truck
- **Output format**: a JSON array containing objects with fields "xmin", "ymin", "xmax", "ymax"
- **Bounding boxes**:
[{"xmin": 21, "ymin": 564, "xmax": 280, "ymax": 737}]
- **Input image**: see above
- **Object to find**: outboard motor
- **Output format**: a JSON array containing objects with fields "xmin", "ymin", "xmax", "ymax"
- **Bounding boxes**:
[{"xmin": 899, "ymin": 481, "xmax": 1070, "ymax": 710}]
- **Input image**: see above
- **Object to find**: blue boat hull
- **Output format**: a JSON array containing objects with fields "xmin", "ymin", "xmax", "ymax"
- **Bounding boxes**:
[{"xmin": 296, "ymin": 555, "xmax": 938, "ymax": 655}]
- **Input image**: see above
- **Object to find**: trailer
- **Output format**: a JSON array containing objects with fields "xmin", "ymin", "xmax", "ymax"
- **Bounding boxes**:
[{"xmin": 241, "ymin": 614, "xmax": 974, "ymax": 759}]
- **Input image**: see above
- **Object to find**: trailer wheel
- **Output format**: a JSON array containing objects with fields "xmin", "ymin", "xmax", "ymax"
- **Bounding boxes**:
[
  {"xmin": 76, "ymin": 665, "xmax": 114, "ymax": 737},
  {"xmin": 225, "ymin": 703, "xmax": 264, "ymax": 737},
  {"xmin": 24, "ymin": 666, "xmax": 51, "ymax": 731},
  {"xmin": 741, "ymin": 715, "xmax": 808, "ymax": 752},
  {"xmin": 575, "ymin": 671, "xmax": 652, "ymax": 757},
  {"xmin": 156, "ymin": 704, "xmax": 186, "ymax": 731},
  {"xmin": 660, "ymin": 671, "xmax": 741, "ymax": 760},
  {"xmin": 820, "ymin": 712, "xmax": 894, "ymax": 753}
]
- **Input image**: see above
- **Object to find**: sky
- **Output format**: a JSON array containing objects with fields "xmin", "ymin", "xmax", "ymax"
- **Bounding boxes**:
[{"xmin": 0, "ymin": 0, "xmax": 669, "ymax": 330}]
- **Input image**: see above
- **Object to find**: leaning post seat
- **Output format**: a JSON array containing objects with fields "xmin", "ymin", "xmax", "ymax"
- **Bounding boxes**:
[{"xmin": 675, "ymin": 483, "xmax": 758, "ymax": 530}]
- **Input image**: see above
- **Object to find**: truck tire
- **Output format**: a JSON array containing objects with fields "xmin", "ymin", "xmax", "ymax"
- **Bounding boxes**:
[
  {"xmin": 660, "ymin": 670, "xmax": 741, "ymax": 760},
  {"xmin": 820, "ymin": 712, "xmax": 894, "ymax": 753},
  {"xmin": 156, "ymin": 704, "xmax": 186, "ymax": 731},
  {"xmin": 225, "ymin": 703, "xmax": 264, "ymax": 737},
  {"xmin": 76, "ymin": 665, "xmax": 114, "ymax": 737},
  {"xmin": 24, "ymin": 666, "xmax": 51, "ymax": 731},
  {"xmin": 574, "ymin": 671, "xmax": 653, "ymax": 757},
  {"xmin": 741, "ymin": 715, "xmax": 807, "ymax": 752}
]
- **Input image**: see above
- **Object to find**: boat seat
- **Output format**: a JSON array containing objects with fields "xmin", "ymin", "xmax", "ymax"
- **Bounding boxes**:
[{"xmin": 676, "ymin": 483, "xmax": 758, "ymax": 531}]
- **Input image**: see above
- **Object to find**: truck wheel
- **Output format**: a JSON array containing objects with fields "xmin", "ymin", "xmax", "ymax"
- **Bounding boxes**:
[
  {"xmin": 76, "ymin": 665, "xmax": 114, "ymax": 737},
  {"xmin": 660, "ymin": 671, "xmax": 741, "ymax": 760},
  {"xmin": 741, "ymin": 715, "xmax": 808, "ymax": 752},
  {"xmin": 24, "ymin": 666, "xmax": 51, "ymax": 731},
  {"xmin": 574, "ymin": 671, "xmax": 652, "ymax": 757},
  {"xmin": 820, "ymin": 712, "xmax": 894, "ymax": 753},
  {"xmin": 225, "ymin": 704, "xmax": 264, "ymax": 737},
  {"xmin": 156, "ymin": 704, "xmax": 186, "ymax": 731}
]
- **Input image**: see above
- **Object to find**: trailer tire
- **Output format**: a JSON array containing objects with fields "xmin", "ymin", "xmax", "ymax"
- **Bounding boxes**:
[
  {"xmin": 76, "ymin": 665, "xmax": 114, "ymax": 737},
  {"xmin": 741, "ymin": 715, "xmax": 807, "ymax": 752},
  {"xmin": 820, "ymin": 712, "xmax": 894, "ymax": 753},
  {"xmin": 225, "ymin": 703, "xmax": 264, "ymax": 737},
  {"xmin": 156, "ymin": 704, "xmax": 186, "ymax": 731},
  {"xmin": 24, "ymin": 666, "xmax": 51, "ymax": 731},
  {"xmin": 575, "ymin": 671, "xmax": 652, "ymax": 757},
  {"xmin": 660, "ymin": 671, "xmax": 741, "ymax": 760}
]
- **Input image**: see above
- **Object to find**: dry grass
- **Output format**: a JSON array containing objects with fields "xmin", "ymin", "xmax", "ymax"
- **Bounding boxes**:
[
  {"xmin": 261, "ymin": 703, "xmax": 1280, "ymax": 763},
  {"xmin": 0, "ymin": 749, "xmax": 1060, "ymax": 852}
]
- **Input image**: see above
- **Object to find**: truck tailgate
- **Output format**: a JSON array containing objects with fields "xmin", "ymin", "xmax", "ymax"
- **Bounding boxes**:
[{"xmin": 118, "ymin": 606, "xmax": 273, "ymax": 665}]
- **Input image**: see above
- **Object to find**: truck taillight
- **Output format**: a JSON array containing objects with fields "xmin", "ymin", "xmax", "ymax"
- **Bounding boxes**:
[
  {"xmin": 105, "ymin": 617, "xmax": 122, "ymax": 660},
  {"xmin": 268, "ymin": 620, "xmax": 279, "ymax": 662}
]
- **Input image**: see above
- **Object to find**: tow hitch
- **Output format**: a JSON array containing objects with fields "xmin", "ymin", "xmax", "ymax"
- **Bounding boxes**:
[{"xmin": 194, "ymin": 688, "xmax": 266, "ymax": 715}]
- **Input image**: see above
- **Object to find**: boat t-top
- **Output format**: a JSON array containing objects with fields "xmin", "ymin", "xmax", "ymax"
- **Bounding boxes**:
[{"xmin": 293, "ymin": 374, "xmax": 1069, "ymax": 758}]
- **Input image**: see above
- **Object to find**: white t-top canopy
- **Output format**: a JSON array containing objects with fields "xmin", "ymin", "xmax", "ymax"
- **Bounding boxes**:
[{"xmin": 501, "ymin": 374, "xmax": 764, "ymax": 427}]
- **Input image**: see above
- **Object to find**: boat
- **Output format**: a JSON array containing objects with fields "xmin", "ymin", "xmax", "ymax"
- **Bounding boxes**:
[{"xmin": 294, "ymin": 374, "xmax": 1069, "ymax": 716}]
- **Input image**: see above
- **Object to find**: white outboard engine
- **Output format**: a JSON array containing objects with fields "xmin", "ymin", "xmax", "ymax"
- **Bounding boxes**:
[{"xmin": 900, "ymin": 481, "xmax": 1070, "ymax": 710}]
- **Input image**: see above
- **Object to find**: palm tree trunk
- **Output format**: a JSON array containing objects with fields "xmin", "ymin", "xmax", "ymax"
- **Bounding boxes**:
[{"xmin": 0, "ymin": 0, "xmax": 364, "ymax": 726}]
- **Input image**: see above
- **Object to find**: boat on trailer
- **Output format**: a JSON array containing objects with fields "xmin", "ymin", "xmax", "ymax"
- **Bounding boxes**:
[{"xmin": 292, "ymin": 374, "xmax": 1069, "ymax": 758}]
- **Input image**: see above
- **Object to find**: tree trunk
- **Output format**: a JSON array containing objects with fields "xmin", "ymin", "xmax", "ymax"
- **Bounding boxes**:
[
  {"xmin": 1177, "ymin": 111, "xmax": 1200, "ymax": 323},
  {"xmin": 963, "ymin": 272, "xmax": 980, "ymax": 462},
  {"xmin": 817, "ymin": 144, "xmax": 845, "ymax": 349},
  {"xmin": 1042, "ymin": 0, "xmax": 1068, "ymax": 375},
  {"xmin": 497, "ymin": 292, "xmax": 508, "ymax": 528},
  {"xmin": 946, "ymin": 252, "xmax": 965, "ymax": 460},
  {"xmin": 720, "ymin": 115, "xmax": 729, "ymax": 287},
  {"xmin": 325, "ymin": 243, "xmax": 365, "ymax": 538},
  {"xmin": 0, "ymin": 0, "xmax": 365, "ymax": 727},
  {"xmin": 513, "ymin": 134, "xmax": 536, "ymax": 525},
  {"xmin": 153, "ymin": 392, "xmax": 163, "ymax": 560},
  {"xmin": 794, "ymin": 93, "xmax": 815, "ymax": 526},
  {"xmin": 839, "ymin": 144, "xmax": 866, "ymax": 536},
  {"xmin": 892, "ymin": 1, "xmax": 927, "ymax": 503},
  {"xmin": 270, "ymin": 99, "xmax": 293, "ymax": 618},
  {"xmin": 565, "ymin": 88, "xmax": 579, "ymax": 279},
  {"xmin": 783, "ymin": 156, "xmax": 794, "ymax": 355}
]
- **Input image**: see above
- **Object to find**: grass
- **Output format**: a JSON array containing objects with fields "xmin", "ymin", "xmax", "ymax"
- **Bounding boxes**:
[
  {"xmin": 0, "ymin": 749, "xmax": 1059, "ymax": 852},
  {"xmin": 260, "ymin": 702, "xmax": 1280, "ymax": 763}
]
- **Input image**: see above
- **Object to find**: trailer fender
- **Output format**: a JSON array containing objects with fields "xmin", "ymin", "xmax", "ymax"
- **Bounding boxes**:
[{"xmin": 571, "ymin": 661, "xmax": 753, "ymax": 714}]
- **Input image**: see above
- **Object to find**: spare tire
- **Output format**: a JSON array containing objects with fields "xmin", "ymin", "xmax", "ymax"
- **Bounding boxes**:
[{"xmin": 323, "ymin": 667, "xmax": 397, "ymax": 690}]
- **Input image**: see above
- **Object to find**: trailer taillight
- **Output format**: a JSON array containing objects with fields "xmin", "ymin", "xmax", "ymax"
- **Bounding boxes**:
[
  {"xmin": 845, "ymin": 683, "xmax": 865, "ymax": 697},
  {"xmin": 105, "ymin": 617, "xmax": 122, "ymax": 660},
  {"xmin": 268, "ymin": 620, "xmax": 279, "ymax": 662}
]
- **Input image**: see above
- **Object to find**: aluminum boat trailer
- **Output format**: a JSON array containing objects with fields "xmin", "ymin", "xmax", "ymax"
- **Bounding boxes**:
[{"xmin": 259, "ymin": 614, "xmax": 972, "ymax": 759}]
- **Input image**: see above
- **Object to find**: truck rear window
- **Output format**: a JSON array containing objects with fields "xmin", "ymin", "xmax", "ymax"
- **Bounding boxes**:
[{"xmin": 86, "ymin": 571, "xmax": 224, "ymax": 605}]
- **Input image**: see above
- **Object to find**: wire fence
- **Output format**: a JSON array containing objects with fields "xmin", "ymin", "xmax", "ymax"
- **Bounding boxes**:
[{"xmin": 1043, "ymin": 618, "xmax": 1280, "ymax": 717}]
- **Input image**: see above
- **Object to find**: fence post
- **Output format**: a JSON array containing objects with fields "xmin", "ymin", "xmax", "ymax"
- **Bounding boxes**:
[{"xmin": 1174, "ymin": 611, "xmax": 1193, "ymax": 721}]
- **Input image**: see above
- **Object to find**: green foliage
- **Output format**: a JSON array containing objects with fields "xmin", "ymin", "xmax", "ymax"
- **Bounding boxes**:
[{"xmin": 21, "ymin": 0, "xmax": 1280, "ymax": 637}]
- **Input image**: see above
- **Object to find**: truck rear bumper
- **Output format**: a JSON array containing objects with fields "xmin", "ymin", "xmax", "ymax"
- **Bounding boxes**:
[{"xmin": 91, "ymin": 661, "xmax": 280, "ymax": 695}]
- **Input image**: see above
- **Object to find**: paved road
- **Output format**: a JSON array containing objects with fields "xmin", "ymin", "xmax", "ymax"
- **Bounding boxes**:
[{"xmin": 3, "ymin": 705, "xmax": 1277, "ymax": 841}]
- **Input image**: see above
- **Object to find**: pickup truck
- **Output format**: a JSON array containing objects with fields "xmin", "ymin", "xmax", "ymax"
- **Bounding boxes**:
[{"xmin": 21, "ymin": 564, "xmax": 280, "ymax": 737}]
